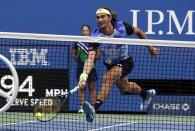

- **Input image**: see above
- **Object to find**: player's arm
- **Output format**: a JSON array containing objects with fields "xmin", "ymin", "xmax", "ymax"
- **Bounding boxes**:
[
  {"xmin": 72, "ymin": 43, "xmax": 79, "ymax": 61},
  {"xmin": 95, "ymin": 49, "xmax": 100, "ymax": 60},
  {"xmin": 133, "ymin": 27, "xmax": 160, "ymax": 58},
  {"xmin": 82, "ymin": 42, "xmax": 99, "ymax": 75},
  {"xmin": 83, "ymin": 50, "xmax": 96, "ymax": 74},
  {"xmin": 79, "ymin": 43, "xmax": 99, "ymax": 87},
  {"xmin": 132, "ymin": 27, "xmax": 147, "ymax": 39},
  {"xmin": 124, "ymin": 22, "xmax": 159, "ymax": 59}
]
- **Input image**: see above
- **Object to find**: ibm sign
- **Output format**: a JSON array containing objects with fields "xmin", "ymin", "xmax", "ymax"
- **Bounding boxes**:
[
  {"xmin": 148, "ymin": 96, "xmax": 195, "ymax": 116},
  {"xmin": 0, "ymin": 46, "xmax": 70, "ymax": 111}
]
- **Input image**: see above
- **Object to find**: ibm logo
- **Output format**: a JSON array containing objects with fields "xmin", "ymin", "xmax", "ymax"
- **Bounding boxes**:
[{"xmin": 9, "ymin": 48, "xmax": 49, "ymax": 66}]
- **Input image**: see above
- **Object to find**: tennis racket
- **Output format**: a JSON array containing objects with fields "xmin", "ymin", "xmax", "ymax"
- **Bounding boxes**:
[{"xmin": 34, "ymin": 85, "xmax": 80, "ymax": 122}]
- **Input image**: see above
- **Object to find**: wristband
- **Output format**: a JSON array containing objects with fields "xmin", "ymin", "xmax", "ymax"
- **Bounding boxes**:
[{"xmin": 80, "ymin": 73, "xmax": 88, "ymax": 81}]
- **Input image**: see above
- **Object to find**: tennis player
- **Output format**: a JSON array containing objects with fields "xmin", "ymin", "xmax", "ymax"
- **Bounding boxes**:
[
  {"xmin": 79, "ymin": 6, "xmax": 159, "ymax": 122},
  {"xmin": 72, "ymin": 24, "xmax": 100, "ymax": 113}
]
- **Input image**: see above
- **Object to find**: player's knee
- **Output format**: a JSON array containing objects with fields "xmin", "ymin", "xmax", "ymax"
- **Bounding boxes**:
[
  {"xmin": 120, "ymin": 89, "xmax": 131, "ymax": 95},
  {"xmin": 120, "ymin": 88, "xmax": 132, "ymax": 95}
]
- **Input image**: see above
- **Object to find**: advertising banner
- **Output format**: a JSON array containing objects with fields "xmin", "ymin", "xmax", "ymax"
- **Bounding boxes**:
[
  {"xmin": 0, "ymin": 44, "xmax": 70, "ymax": 111},
  {"xmin": 0, "ymin": 69, "xmax": 69, "ymax": 111},
  {"xmin": 148, "ymin": 95, "xmax": 195, "ymax": 116}
]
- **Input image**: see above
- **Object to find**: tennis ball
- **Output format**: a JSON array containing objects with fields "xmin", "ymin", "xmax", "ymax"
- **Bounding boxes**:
[{"xmin": 36, "ymin": 112, "xmax": 42, "ymax": 119}]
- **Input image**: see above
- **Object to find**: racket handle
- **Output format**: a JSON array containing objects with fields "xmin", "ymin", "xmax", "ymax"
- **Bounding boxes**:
[{"xmin": 69, "ymin": 86, "xmax": 80, "ymax": 94}]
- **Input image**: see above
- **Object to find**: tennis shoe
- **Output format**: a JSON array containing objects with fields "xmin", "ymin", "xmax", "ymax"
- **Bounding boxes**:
[
  {"xmin": 140, "ymin": 89, "xmax": 156, "ymax": 111},
  {"xmin": 82, "ymin": 101, "xmax": 95, "ymax": 123}
]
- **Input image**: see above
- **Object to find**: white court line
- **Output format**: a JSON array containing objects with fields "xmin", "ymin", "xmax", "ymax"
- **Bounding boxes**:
[
  {"xmin": 0, "ymin": 120, "xmax": 35, "ymax": 127},
  {"xmin": 0, "ymin": 119, "xmax": 81, "ymax": 127},
  {"xmin": 88, "ymin": 122, "xmax": 136, "ymax": 131},
  {"xmin": 88, "ymin": 121, "xmax": 195, "ymax": 131}
]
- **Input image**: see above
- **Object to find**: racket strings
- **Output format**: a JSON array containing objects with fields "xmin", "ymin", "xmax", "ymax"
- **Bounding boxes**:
[{"xmin": 34, "ymin": 97, "xmax": 61, "ymax": 121}]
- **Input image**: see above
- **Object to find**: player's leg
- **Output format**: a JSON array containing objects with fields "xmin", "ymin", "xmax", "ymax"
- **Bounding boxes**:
[
  {"xmin": 94, "ymin": 65, "xmax": 122, "ymax": 110},
  {"xmin": 114, "ymin": 77, "xmax": 141, "ymax": 94},
  {"xmin": 78, "ymin": 86, "xmax": 86, "ymax": 113},
  {"xmin": 87, "ymin": 68, "xmax": 97, "ymax": 105},
  {"xmin": 114, "ymin": 56, "xmax": 156, "ymax": 111},
  {"xmin": 115, "ymin": 78, "xmax": 156, "ymax": 111},
  {"xmin": 88, "ymin": 81, "xmax": 96, "ymax": 105},
  {"xmin": 82, "ymin": 69, "xmax": 97, "ymax": 122},
  {"xmin": 77, "ymin": 67, "xmax": 85, "ymax": 113},
  {"xmin": 82, "ymin": 66, "xmax": 122, "ymax": 122},
  {"xmin": 114, "ymin": 77, "xmax": 147, "ymax": 100}
]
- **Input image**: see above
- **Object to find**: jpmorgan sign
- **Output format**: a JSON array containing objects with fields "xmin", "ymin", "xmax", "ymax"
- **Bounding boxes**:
[
  {"xmin": 148, "ymin": 96, "xmax": 195, "ymax": 116},
  {"xmin": 130, "ymin": 10, "xmax": 195, "ymax": 35}
]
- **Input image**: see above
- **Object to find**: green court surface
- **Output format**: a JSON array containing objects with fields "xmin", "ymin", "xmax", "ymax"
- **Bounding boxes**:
[{"xmin": 1, "ymin": 112, "xmax": 194, "ymax": 125}]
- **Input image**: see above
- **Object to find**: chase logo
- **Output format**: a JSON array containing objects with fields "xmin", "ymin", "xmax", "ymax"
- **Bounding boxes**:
[
  {"xmin": 152, "ymin": 103, "xmax": 190, "ymax": 111},
  {"xmin": 148, "ymin": 96, "xmax": 194, "ymax": 116},
  {"xmin": 153, "ymin": 103, "xmax": 180, "ymax": 110},
  {"xmin": 182, "ymin": 103, "xmax": 190, "ymax": 111}
]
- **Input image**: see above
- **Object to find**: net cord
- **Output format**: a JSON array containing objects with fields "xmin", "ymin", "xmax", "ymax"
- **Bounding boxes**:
[{"xmin": 0, "ymin": 32, "xmax": 194, "ymax": 48}]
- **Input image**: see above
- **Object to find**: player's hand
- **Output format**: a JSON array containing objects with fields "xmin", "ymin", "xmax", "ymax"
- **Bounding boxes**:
[
  {"xmin": 79, "ymin": 73, "xmax": 88, "ymax": 88},
  {"xmin": 79, "ymin": 80, "xmax": 86, "ymax": 88},
  {"xmin": 148, "ymin": 46, "xmax": 160, "ymax": 59}
]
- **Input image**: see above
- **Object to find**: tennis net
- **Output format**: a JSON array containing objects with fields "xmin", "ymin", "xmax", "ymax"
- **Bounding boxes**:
[{"xmin": 0, "ymin": 32, "xmax": 194, "ymax": 131}]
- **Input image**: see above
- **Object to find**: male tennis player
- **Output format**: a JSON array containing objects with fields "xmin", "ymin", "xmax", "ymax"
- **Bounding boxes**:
[
  {"xmin": 72, "ymin": 24, "xmax": 100, "ymax": 113},
  {"xmin": 79, "ymin": 6, "xmax": 160, "ymax": 122}
]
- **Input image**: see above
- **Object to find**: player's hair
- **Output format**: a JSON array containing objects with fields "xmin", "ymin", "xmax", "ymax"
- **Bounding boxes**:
[
  {"xmin": 81, "ymin": 24, "xmax": 91, "ymax": 31},
  {"xmin": 100, "ymin": 6, "xmax": 118, "ymax": 25}
]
